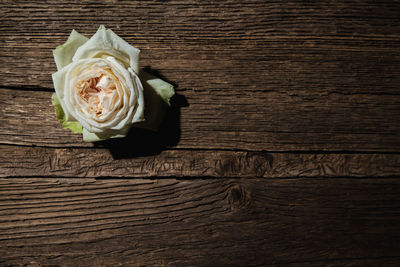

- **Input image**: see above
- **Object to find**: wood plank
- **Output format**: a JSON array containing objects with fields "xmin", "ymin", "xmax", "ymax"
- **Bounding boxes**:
[
  {"xmin": 1, "ymin": 1, "xmax": 399, "ymax": 151},
  {"xmin": 0, "ymin": 177, "xmax": 399, "ymax": 266},
  {"xmin": 1, "ymin": 88, "xmax": 400, "ymax": 151},
  {"xmin": 0, "ymin": 1, "xmax": 399, "ymax": 91},
  {"xmin": 280, "ymin": 258, "xmax": 400, "ymax": 266},
  {"xmin": 1, "ymin": 145, "xmax": 399, "ymax": 178}
]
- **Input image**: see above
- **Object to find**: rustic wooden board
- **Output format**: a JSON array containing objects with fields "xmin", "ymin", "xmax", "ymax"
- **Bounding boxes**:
[
  {"xmin": 1, "ymin": 144, "xmax": 400, "ymax": 178},
  {"xmin": 1, "ymin": 87, "xmax": 399, "ymax": 151},
  {"xmin": 1, "ymin": 1, "xmax": 399, "ymax": 151},
  {"xmin": 1, "ymin": 1, "xmax": 400, "ymax": 266},
  {"xmin": 0, "ymin": 178, "xmax": 399, "ymax": 266},
  {"xmin": 1, "ymin": 0, "xmax": 400, "ymax": 91}
]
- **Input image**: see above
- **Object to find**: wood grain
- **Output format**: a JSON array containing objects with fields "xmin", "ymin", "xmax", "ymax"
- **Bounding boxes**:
[
  {"xmin": 1, "ymin": 0, "xmax": 399, "ymax": 91},
  {"xmin": 1, "ymin": 1, "xmax": 399, "ymax": 151},
  {"xmin": 1, "ymin": 87, "xmax": 399, "ymax": 151},
  {"xmin": 0, "ymin": 178, "xmax": 399, "ymax": 266},
  {"xmin": 1, "ymin": 145, "xmax": 399, "ymax": 178},
  {"xmin": 1, "ymin": 1, "xmax": 400, "ymax": 266}
]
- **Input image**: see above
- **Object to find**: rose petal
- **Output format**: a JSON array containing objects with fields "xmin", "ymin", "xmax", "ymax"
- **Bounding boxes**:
[
  {"xmin": 72, "ymin": 25, "xmax": 140, "ymax": 74},
  {"xmin": 82, "ymin": 126, "xmax": 130, "ymax": 142}
]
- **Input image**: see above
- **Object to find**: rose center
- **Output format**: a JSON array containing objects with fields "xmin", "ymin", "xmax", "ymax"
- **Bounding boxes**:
[{"xmin": 76, "ymin": 74, "xmax": 117, "ymax": 116}]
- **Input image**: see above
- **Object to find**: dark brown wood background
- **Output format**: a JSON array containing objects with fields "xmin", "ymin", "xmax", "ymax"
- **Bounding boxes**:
[{"xmin": 1, "ymin": 1, "xmax": 400, "ymax": 266}]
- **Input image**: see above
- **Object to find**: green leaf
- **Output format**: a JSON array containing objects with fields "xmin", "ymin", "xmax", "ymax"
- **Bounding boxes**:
[
  {"xmin": 140, "ymin": 72, "xmax": 175, "ymax": 106},
  {"xmin": 51, "ymin": 93, "xmax": 83, "ymax": 134},
  {"xmin": 134, "ymin": 71, "xmax": 175, "ymax": 131},
  {"xmin": 53, "ymin": 29, "xmax": 88, "ymax": 70}
]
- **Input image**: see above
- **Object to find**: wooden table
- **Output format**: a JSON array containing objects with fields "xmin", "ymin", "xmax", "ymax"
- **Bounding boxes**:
[{"xmin": 1, "ymin": 1, "xmax": 400, "ymax": 266}]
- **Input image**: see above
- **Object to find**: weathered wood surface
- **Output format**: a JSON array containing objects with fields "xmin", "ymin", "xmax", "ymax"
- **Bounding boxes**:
[
  {"xmin": 1, "ymin": 1, "xmax": 400, "ymax": 151},
  {"xmin": 1, "ymin": 0, "xmax": 400, "ymax": 266},
  {"xmin": 0, "ymin": 178, "xmax": 400, "ymax": 266},
  {"xmin": 1, "ymin": 87, "xmax": 399, "ymax": 151},
  {"xmin": 1, "ymin": 0, "xmax": 400, "ymax": 90},
  {"xmin": 1, "ymin": 144, "xmax": 400, "ymax": 178}
]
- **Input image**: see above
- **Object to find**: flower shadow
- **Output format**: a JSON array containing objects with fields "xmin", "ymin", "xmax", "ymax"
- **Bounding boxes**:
[{"xmin": 95, "ymin": 69, "xmax": 188, "ymax": 159}]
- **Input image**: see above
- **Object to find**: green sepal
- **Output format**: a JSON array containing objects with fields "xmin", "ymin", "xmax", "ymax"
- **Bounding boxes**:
[
  {"xmin": 53, "ymin": 29, "xmax": 88, "ymax": 71},
  {"xmin": 140, "ymin": 72, "xmax": 175, "ymax": 106},
  {"xmin": 133, "ymin": 71, "xmax": 175, "ymax": 132},
  {"xmin": 51, "ymin": 93, "xmax": 83, "ymax": 134}
]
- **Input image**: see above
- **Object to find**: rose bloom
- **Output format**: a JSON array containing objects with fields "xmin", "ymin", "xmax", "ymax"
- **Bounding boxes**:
[{"xmin": 52, "ymin": 26, "xmax": 173, "ymax": 142}]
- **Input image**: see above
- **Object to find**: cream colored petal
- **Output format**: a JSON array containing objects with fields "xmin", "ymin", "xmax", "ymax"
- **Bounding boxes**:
[
  {"xmin": 82, "ymin": 127, "xmax": 129, "ymax": 142},
  {"xmin": 52, "ymin": 65, "xmax": 77, "ymax": 122},
  {"xmin": 72, "ymin": 25, "xmax": 140, "ymax": 74},
  {"xmin": 129, "ymin": 68, "xmax": 145, "ymax": 124}
]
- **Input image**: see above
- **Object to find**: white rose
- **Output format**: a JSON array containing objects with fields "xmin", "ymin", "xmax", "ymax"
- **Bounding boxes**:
[{"xmin": 52, "ymin": 25, "xmax": 174, "ymax": 142}]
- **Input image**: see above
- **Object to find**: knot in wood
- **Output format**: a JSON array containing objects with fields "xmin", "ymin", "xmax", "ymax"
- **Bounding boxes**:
[{"xmin": 228, "ymin": 184, "xmax": 249, "ymax": 210}]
